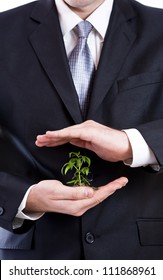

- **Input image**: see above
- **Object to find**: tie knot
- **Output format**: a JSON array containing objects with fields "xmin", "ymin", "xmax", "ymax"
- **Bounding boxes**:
[{"xmin": 76, "ymin": 21, "xmax": 93, "ymax": 39}]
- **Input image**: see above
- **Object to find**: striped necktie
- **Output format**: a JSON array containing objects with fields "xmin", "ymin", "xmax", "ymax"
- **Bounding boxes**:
[{"xmin": 69, "ymin": 21, "xmax": 95, "ymax": 117}]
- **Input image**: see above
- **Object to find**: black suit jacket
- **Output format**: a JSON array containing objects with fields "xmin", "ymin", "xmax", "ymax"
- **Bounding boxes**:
[{"xmin": 1, "ymin": 0, "xmax": 163, "ymax": 259}]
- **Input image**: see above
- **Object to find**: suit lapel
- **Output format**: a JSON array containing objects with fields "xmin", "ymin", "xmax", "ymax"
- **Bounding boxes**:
[
  {"xmin": 29, "ymin": 0, "xmax": 137, "ymax": 123},
  {"xmin": 87, "ymin": 0, "xmax": 137, "ymax": 118},
  {"xmin": 29, "ymin": 0, "xmax": 83, "ymax": 124}
]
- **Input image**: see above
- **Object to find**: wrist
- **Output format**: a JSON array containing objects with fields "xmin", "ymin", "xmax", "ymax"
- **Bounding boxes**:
[
  {"xmin": 24, "ymin": 184, "xmax": 40, "ymax": 213},
  {"xmin": 120, "ymin": 131, "xmax": 133, "ymax": 161}
]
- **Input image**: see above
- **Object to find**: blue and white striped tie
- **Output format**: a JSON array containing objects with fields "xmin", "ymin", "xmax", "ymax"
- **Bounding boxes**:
[{"xmin": 69, "ymin": 21, "xmax": 95, "ymax": 117}]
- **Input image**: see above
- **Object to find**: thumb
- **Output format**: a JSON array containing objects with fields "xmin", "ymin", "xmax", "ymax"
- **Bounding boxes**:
[{"xmin": 93, "ymin": 177, "xmax": 128, "ymax": 204}]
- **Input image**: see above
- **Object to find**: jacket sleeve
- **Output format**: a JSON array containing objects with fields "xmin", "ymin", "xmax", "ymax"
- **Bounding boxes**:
[
  {"xmin": 0, "ymin": 125, "xmax": 51, "ymax": 232},
  {"xmin": 136, "ymin": 119, "xmax": 163, "ymax": 173},
  {"xmin": 0, "ymin": 171, "xmax": 35, "ymax": 231}
]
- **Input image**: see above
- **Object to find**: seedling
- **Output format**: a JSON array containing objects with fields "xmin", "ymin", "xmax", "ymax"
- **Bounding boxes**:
[{"xmin": 61, "ymin": 151, "xmax": 91, "ymax": 186}]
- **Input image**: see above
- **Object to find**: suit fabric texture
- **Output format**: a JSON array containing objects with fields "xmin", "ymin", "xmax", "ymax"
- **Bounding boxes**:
[{"xmin": 1, "ymin": 0, "xmax": 163, "ymax": 259}]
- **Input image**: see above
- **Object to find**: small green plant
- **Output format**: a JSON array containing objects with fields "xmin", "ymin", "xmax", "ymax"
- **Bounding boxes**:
[{"xmin": 61, "ymin": 151, "xmax": 91, "ymax": 186}]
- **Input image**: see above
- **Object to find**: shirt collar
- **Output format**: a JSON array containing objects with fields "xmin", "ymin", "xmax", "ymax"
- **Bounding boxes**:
[{"xmin": 55, "ymin": 0, "xmax": 114, "ymax": 40}]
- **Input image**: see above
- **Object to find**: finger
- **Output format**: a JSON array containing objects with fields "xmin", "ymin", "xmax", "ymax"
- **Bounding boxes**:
[
  {"xmin": 36, "ymin": 121, "xmax": 99, "ymax": 147},
  {"xmin": 45, "ymin": 124, "xmax": 92, "ymax": 143},
  {"xmin": 46, "ymin": 177, "xmax": 128, "ymax": 215},
  {"xmin": 35, "ymin": 135, "xmax": 48, "ymax": 146},
  {"xmin": 36, "ymin": 121, "xmax": 95, "ymax": 147},
  {"xmin": 36, "ymin": 135, "xmax": 70, "ymax": 147},
  {"xmin": 73, "ymin": 177, "xmax": 128, "ymax": 214},
  {"xmin": 35, "ymin": 139, "xmax": 65, "ymax": 147},
  {"xmin": 52, "ymin": 177, "xmax": 128, "ymax": 215},
  {"xmin": 36, "ymin": 136, "xmax": 88, "ymax": 149},
  {"xmin": 53, "ymin": 184, "xmax": 95, "ymax": 200},
  {"xmin": 70, "ymin": 139, "xmax": 94, "ymax": 150}
]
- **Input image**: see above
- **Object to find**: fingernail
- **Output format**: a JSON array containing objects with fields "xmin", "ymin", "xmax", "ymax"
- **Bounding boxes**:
[{"xmin": 122, "ymin": 179, "xmax": 128, "ymax": 187}]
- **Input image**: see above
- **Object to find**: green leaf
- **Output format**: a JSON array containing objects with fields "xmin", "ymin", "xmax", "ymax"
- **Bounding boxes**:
[
  {"xmin": 67, "ymin": 179, "xmax": 79, "ymax": 186},
  {"xmin": 77, "ymin": 158, "xmax": 82, "ymax": 168},
  {"xmin": 81, "ymin": 167, "xmax": 89, "ymax": 176},
  {"xmin": 61, "ymin": 164, "xmax": 71, "ymax": 175},
  {"xmin": 68, "ymin": 159, "xmax": 76, "ymax": 169},
  {"xmin": 69, "ymin": 151, "xmax": 80, "ymax": 158},
  {"xmin": 61, "ymin": 163, "xmax": 68, "ymax": 175},
  {"xmin": 85, "ymin": 157, "xmax": 91, "ymax": 166},
  {"xmin": 61, "ymin": 151, "xmax": 92, "ymax": 186},
  {"xmin": 65, "ymin": 164, "xmax": 73, "ymax": 175},
  {"xmin": 66, "ymin": 180, "xmax": 76, "ymax": 185}
]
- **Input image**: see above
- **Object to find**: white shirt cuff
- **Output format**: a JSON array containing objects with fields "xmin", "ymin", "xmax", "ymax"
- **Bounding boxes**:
[
  {"xmin": 13, "ymin": 185, "xmax": 44, "ymax": 229},
  {"xmin": 123, "ymin": 128, "xmax": 159, "ymax": 170}
]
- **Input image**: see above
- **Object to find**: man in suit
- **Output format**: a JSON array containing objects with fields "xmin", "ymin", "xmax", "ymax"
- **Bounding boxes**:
[{"xmin": 0, "ymin": 0, "xmax": 163, "ymax": 260}]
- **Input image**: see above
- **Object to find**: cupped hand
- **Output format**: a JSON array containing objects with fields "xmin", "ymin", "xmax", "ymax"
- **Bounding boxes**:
[
  {"xmin": 36, "ymin": 120, "xmax": 132, "ymax": 162},
  {"xmin": 25, "ymin": 177, "xmax": 128, "ymax": 216}
]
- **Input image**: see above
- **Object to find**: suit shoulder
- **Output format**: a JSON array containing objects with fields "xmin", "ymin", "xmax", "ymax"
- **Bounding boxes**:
[
  {"xmin": 0, "ymin": 1, "xmax": 38, "ymax": 20},
  {"xmin": 0, "ymin": 2, "xmax": 39, "ymax": 35},
  {"xmin": 0, "ymin": 0, "xmax": 54, "ymax": 19},
  {"xmin": 130, "ymin": 0, "xmax": 163, "ymax": 21},
  {"xmin": 0, "ymin": 0, "xmax": 55, "ymax": 30}
]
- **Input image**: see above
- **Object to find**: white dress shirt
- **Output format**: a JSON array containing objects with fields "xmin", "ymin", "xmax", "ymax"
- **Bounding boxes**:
[
  {"xmin": 56, "ymin": 0, "xmax": 113, "ymax": 68},
  {"xmin": 55, "ymin": 0, "xmax": 158, "ymax": 168},
  {"xmin": 14, "ymin": 0, "xmax": 158, "ymax": 227}
]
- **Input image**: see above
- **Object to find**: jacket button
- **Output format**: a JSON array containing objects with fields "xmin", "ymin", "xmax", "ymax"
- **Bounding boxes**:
[
  {"xmin": 0, "ymin": 207, "xmax": 4, "ymax": 215},
  {"xmin": 85, "ymin": 232, "xmax": 95, "ymax": 244}
]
